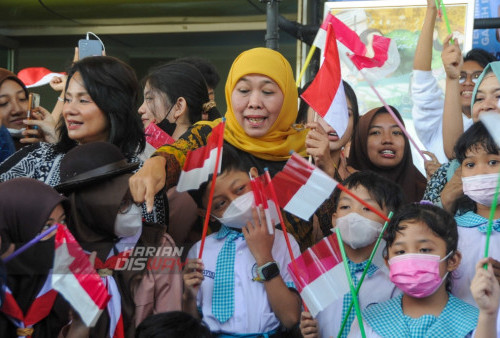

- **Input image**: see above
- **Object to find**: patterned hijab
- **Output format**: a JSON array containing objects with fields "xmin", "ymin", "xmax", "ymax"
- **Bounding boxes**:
[
  {"xmin": 347, "ymin": 106, "xmax": 427, "ymax": 203},
  {"xmin": 220, "ymin": 47, "xmax": 308, "ymax": 161}
]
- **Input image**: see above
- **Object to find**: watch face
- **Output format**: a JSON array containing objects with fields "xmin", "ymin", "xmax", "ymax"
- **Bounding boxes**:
[{"xmin": 262, "ymin": 262, "xmax": 280, "ymax": 280}]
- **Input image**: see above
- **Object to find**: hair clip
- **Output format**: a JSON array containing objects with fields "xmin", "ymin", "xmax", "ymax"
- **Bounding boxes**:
[{"xmin": 418, "ymin": 200, "xmax": 433, "ymax": 206}]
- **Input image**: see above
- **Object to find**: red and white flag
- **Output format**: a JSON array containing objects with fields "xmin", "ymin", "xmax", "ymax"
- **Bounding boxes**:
[
  {"xmin": 301, "ymin": 23, "xmax": 349, "ymax": 139},
  {"xmin": 145, "ymin": 122, "xmax": 175, "ymax": 149},
  {"xmin": 250, "ymin": 173, "xmax": 281, "ymax": 234},
  {"xmin": 51, "ymin": 225, "xmax": 110, "ymax": 327},
  {"xmin": 288, "ymin": 233, "xmax": 349, "ymax": 317},
  {"xmin": 271, "ymin": 153, "xmax": 337, "ymax": 221},
  {"xmin": 17, "ymin": 67, "xmax": 65, "ymax": 88},
  {"xmin": 313, "ymin": 13, "xmax": 399, "ymax": 82},
  {"xmin": 176, "ymin": 120, "xmax": 225, "ymax": 192}
]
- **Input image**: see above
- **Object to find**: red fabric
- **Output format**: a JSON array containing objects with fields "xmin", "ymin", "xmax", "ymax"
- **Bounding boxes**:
[
  {"xmin": 181, "ymin": 121, "xmax": 225, "ymax": 171},
  {"xmin": 1, "ymin": 288, "xmax": 57, "ymax": 334},
  {"xmin": 288, "ymin": 234, "xmax": 342, "ymax": 291}
]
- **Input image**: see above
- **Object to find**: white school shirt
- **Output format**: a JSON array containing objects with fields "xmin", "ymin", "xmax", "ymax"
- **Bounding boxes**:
[
  {"xmin": 187, "ymin": 229, "xmax": 301, "ymax": 334},
  {"xmin": 453, "ymin": 227, "xmax": 500, "ymax": 306},
  {"xmin": 316, "ymin": 265, "xmax": 400, "ymax": 338},
  {"xmin": 411, "ymin": 70, "xmax": 473, "ymax": 164}
]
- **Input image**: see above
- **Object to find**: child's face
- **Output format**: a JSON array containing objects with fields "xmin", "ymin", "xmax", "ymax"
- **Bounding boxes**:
[
  {"xmin": 461, "ymin": 145, "xmax": 500, "ymax": 177},
  {"xmin": 334, "ymin": 185, "xmax": 388, "ymax": 225},
  {"xmin": 386, "ymin": 220, "xmax": 451, "ymax": 276},
  {"xmin": 202, "ymin": 169, "xmax": 254, "ymax": 218}
]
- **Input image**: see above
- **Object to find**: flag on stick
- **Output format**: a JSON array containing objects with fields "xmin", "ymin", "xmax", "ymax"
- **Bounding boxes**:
[
  {"xmin": 287, "ymin": 233, "xmax": 349, "ymax": 317},
  {"xmin": 196, "ymin": 120, "xmax": 226, "ymax": 258},
  {"xmin": 249, "ymin": 173, "xmax": 281, "ymax": 234},
  {"xmin": 17, "ymin": 67, "xmax": 66, "ymax": 88},
  {"xmin": 270, "ymin": 153, "xmax": 337, "ymax": 221},
  {"xmin": 52, "ymin": 224, "xmax": 110, "ymax": 327},
  {"xmin": 177, "ymin": 120, "xmax": 225, "ymax": 192},
  {"xmin": 301, "ymin": 23, "xmax": 349, "ymax": 139}
]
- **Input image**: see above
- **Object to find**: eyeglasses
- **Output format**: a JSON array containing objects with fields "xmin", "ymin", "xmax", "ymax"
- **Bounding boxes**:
[{"xmin": 459, "ymin": 71, "xmax": 482, "ymax": 84}]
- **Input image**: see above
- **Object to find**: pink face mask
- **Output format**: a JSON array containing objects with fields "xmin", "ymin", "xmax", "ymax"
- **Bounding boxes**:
[{"xmin": 388, "ymin": 252, "xmax": 452, "ymax": 298}]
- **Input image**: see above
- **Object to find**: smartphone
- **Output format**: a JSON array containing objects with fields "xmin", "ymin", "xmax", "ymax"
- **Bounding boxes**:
[
  {"xmin": 78, "ymin": 39, "xmax": 103, "ymax": 59},
  {"xmin": 26, "ymin": 93, "xmax": 40, "ymax": 130}
]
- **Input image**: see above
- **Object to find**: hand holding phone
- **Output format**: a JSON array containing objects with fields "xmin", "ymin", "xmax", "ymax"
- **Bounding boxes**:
[{"xmin": 26, "ymin": 93, "xmax": 40, "ymax": 130}]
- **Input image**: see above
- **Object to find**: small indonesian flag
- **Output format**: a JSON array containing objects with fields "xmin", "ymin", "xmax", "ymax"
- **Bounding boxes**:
[
  {"xmin": 250, "ymin": 173, "xmax": 281, "ymax": 234},
  {"xmin": 313, "ymin": 13, "xmax": 399, "ymax": 82},
  {"xmin": 302, "ymin": 23, "xmax": 349, "ymax": 139},
  {"xmin": 17, "ymin": 67, "xmax": 65, "ymax": 88},
  {"xmin": 51, "ymin": 224, "xmax": 110, "ymax": 327},
  {"xmin": 145, "ymin": 123, "xmax": 175, "ymax": 149},
  {"xmin": 271, "ymin": 153, "xmax": 337, "ymax": 221},
  {"xmin": 176, "ymin": 120, "xmax": 225, "ymax": 192},
  {"xmin": 288, "ymin": 233, "xmax": 349, "ymax": 317},
  {"xmin": 480, "ymin": 112, "xmax": 500, "ymax": 148}
]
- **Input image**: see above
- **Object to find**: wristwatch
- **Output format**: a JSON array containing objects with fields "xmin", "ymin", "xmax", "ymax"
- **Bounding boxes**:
[{"xmin": 255, "ymin": 261, "xmax": 280, "ymax": 282}]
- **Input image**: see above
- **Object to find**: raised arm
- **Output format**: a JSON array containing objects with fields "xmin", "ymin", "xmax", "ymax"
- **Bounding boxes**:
[
  {"xmin": 413, "ymin": 0, "xmax": 437, "ymax": 71},
  {"xmin": 441, "ymin": 34, "xmax": 464, "ymax": 159}
]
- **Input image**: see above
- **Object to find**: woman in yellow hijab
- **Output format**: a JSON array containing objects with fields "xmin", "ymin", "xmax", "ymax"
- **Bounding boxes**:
[{"xmin": 130, "ymin": 47, "xmax": 313, "ymax": 249}]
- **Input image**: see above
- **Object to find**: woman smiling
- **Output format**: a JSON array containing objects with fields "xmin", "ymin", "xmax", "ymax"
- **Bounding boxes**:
[{"xmin": 348, "ymin": 106, "xmax": 427, "ymax": 203}]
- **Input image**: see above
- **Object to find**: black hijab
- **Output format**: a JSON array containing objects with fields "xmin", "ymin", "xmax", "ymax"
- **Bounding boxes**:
[{"xmin": 0, "ymin": 178, "xmax": 69, "ymax": 337}]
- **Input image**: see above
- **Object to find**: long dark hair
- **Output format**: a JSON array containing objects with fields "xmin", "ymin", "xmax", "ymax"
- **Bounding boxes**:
[
  {"xmin": 143, "ymin": 62, "xmax": 219, "ymax": 123},
  {"xmin": 56, "ymin": 56, "xmax": 145, "ymax": 158}
]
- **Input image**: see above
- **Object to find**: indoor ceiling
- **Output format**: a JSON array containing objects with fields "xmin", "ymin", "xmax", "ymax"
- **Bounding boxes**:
[{"xmin": 0, "ymin": 0, "xmax": 298, "ymax": 36}]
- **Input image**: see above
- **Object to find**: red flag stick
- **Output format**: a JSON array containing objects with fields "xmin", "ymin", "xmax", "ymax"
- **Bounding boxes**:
[
  {"xmin": 198, "ymin": 119, "xmax": 226, "ymax": 259},
  {"xmin": 335, "ymin": 183, "xmax": 389, "ymax": 223}
]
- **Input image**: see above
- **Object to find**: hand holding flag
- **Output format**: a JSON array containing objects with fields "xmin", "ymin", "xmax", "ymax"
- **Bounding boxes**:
[{"xmin": 52, "ymin": 224, "xmax": 110, "ymax": 327}]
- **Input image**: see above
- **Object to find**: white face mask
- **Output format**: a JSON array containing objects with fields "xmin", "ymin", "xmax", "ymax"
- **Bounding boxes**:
[
  {"xmin": 114, "ymin": 203, "xmax": 142, "ymax": 237},
  {"xmin": 335, "ymin": 212, "xmax": 383, "ymax": 249},
  {"xmin": 462, "ymin": 173, "xmax": 500, "ymax": 207},
  {"xmin": 214, "ymin": 191, "xmax": 255, "ymax": 229}
]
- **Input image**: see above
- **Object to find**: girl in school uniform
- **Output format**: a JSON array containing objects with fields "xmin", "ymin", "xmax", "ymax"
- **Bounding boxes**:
[
  {"xmin": 449, "ymin": 122, "xmax": 500, "ymax": 304},
  {"xmin": 349, "ymin": 203, "xmax": 479, "ymax": 337}
]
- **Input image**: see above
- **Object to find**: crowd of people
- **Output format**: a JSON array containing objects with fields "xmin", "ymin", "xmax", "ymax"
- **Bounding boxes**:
[{"xmin": 0, "ymin": 1, "xmax": 499, "ymax": 337}]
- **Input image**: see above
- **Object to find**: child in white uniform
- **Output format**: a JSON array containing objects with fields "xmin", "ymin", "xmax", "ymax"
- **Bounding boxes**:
[
  {"xmin": 182, "ymin": 146, "xmax": 301, "ymax": 337},
  {"xmin": 300, "ymin": 171, "xmax": 403, "ymax": 338},
  {"xmin": 349, "ymin": 203, "xmax": 478, "ymax": 337}
]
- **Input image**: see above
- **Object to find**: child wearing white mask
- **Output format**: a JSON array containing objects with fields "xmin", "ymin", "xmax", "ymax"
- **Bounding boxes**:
[
  {"xmin": 300, "ymin": 171, "xmax": 403, "ymax": 338},
  {"xmin": 349, "ymin": 203, "xmax": 479, "ymax": 337},
  {"xmin": 183, "ymin": 145, "xmax": 301, "ymax": 336},
  {"xmin": 450, "ymin": 122, "xmax": 500, "ymax": 309}
]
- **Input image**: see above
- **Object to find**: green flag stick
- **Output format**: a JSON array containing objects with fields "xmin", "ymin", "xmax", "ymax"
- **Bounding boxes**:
[
  {"xmin": 483, "ymin": 170, "xmax": 500, "ymax": 269},
  {"xmin": 336, "ymin": 228, "xmax": 366, "ymax": 338},
  {"xmin": 436, "ymin": 0, "xmax": 454, "ymax": 44},
  {"xmin": 337, "ymin": 211, "xmax": 394, "ymax": 337}
]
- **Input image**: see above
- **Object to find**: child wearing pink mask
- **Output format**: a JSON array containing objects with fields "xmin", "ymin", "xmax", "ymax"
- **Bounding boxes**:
[
  {"xmin": 450, "ymin": 122, "xmax": 500, "ymax": 308},
  {"xmin": 349, "ymin": 203, "xmax": 478, "ymax": 337}
]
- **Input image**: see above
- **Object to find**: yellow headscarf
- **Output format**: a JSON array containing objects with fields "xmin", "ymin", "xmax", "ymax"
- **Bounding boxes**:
[{"xmin": 222, "ymin": 47, "xmax": 308, "ymax": 161}]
